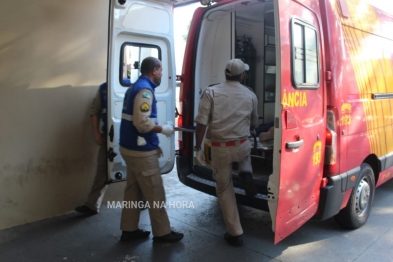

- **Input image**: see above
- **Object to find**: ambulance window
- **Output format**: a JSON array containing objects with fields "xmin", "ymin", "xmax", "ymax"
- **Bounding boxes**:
[
  {"xmin": 291, "ymin": 19, "xmax": 319, "ymax": 89},
  {"xmin": 120, "ymin": 43, "xmax": 161, "ymax": 87}
]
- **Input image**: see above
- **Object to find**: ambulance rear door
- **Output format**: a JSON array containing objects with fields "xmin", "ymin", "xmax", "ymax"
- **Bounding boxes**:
[
  {"xmin": 268, "ymin": 0, "xmax": 326, "ymax": 244},
  {"xmin": 106, "ymin": 0, "xmax": 177, "ymax": 181}
]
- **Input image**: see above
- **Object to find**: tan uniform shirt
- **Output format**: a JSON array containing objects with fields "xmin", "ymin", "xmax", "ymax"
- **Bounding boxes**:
[
  {"xmin": 90, "ymin": 89, "xmax": 102, "ymax": 117},
  {"xmin": 120, "ymin": 89, "xmax": 159, "ymax": 157},
  {"xmin": 194, "ymin": 80, "xmax": 258, "ymax": 142}
]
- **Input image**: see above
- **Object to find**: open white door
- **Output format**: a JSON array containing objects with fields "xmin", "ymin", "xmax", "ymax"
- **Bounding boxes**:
[{"xmin": 106, "ymin": 0, "xmax": 176, "ymax": 181}]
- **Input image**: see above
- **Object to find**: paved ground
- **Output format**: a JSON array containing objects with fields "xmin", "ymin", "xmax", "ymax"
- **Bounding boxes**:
[{"xmin": 0, "ymin": 168, "xmax": 392, "ymax": 262}]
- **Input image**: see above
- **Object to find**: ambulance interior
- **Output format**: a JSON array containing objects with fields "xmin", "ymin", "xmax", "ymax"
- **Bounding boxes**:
[{"xmin": 192, "ymin": 0, "xmax": 277, "ymax": 197}]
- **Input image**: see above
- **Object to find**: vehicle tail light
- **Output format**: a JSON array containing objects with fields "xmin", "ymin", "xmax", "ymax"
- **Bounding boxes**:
[
  {"xmin": 177, "ymin": 101, "xmax": 183, "ymax": 150},
  {"xmin": 324, "ymin": 108, "xmax": 338, "ymax": 175}
]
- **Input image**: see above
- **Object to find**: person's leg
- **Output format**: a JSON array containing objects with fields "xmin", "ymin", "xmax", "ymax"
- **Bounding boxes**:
[
  {"xmin": 77, "ymin": 145, "xmax": 108, "ymax": 213},
  {"xmin": 136, "ymin": 151, "xmax": 183, "ymax": 242},
  {"xmin": 236, "ymin": 141, "xmax": 257, "ymax": 197},
  {"xmin": 135, "ymin": 152, "xmax": 171, "ymax": 237},
  {"xmin": 120, "ymin": 154, "xmax": 143, "ymax": 232},
  {"xmin": 211, "ymin": 146, "xmax": 243, "ymax": 237}
]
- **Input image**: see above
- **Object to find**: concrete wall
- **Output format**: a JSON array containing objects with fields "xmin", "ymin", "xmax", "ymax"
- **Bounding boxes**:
[{"xmin": 0, "ymin": 0, "xmax": 125, "ymax": 230}]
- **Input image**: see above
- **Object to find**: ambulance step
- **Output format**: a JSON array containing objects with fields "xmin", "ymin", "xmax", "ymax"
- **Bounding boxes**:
[{"xmin": 187, "ymin": 174, "xmax": 268, "ymax": 200}]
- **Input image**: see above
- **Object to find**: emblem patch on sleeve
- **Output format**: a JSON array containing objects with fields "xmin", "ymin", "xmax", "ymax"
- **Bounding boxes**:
[
  {"xmin": 140, "ymin": 102, "xmax": 150, "ymax": 112},
  {"xmin": 142, "ymin": 91, "xmax": 151, "ymax": 99}
]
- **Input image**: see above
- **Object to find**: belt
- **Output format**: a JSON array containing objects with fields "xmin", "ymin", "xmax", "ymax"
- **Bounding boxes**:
[{"xmin": 211, "ymin": 139, "xmax": 247, "ymax": 147}]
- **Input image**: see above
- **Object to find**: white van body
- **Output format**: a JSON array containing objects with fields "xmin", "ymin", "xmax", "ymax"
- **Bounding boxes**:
[{"xmin": 107, "ymin": 0, "xmax": 179, "ymax": 181}]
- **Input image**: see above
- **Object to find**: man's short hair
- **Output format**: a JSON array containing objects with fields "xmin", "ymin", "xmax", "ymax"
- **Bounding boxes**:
[
  {"xmin": 141, "ymin": 57, "xmax": 161, "ymax": 75},
  {"xmin": 225, "ymin": 72, "xmax": 242, "ymax": 81}
]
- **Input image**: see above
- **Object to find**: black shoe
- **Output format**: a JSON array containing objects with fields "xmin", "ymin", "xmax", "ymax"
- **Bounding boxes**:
[
  {"xmin": 120, "ymin": 229, "xmax": 150, "ymax": 242},
  {"xmin": 224, "ymin": 232, "xmax": 243, "ymax": 247},
  {"xmin": 140, "ymin": 201, "xmax": 148, "ymax": 210},
  {"xmin": 75, "ymin": 205, "xmax": 98, "ymax": 215},
  {"xmin": 239, "ymin": 172, "xmax": 257, "ymax": 197},
  {"xmin": 153, "ymin": 231, "xmax": 184, "ymax": 243}
]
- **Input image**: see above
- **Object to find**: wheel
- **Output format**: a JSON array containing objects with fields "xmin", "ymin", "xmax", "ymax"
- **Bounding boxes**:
[{"xmin": 334, "ymin": 163, "xmax": 375, "ymax": 229}]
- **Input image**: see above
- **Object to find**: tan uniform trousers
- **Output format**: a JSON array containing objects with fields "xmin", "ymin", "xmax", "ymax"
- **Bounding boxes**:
[
  {"xmin": 211, "ymin": 139, "xmax": 253, "ymax": 236},
  {"xmin": 85, "ymin": 145, "xmax": 108, "ymax": 212},
  {"xmin": 120, "ymin": 150, "xmax": 171, "ymax": 237}
]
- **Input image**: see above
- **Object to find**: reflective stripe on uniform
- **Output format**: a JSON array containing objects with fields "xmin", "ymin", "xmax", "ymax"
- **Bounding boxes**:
[
  {"xmin": 122, "ymin": 113, "xmax": 133, "ymax": 121},
  {"xmin": 122, "ymin": 113, "xmax": 157, "ymax": 122}
]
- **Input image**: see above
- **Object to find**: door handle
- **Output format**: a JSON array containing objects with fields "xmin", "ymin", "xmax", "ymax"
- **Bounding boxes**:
[
  {"xmin": 286, "ymin": 139, "xmax": 304, "ymax": 149},
  {"xmin": 109, "ymin": 125, "xmax": 114, "ymax": 143}
]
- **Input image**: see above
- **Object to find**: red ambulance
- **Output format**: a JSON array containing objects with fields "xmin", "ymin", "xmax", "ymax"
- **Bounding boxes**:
[{"xmin": 107, "ymin": 0, "xmax": 393, "ymax": 243}]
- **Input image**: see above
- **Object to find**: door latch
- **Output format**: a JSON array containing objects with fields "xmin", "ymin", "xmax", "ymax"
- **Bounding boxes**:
[{"xmin": 107, "ymin": 147, "xmax": 117, "ymax": 162}]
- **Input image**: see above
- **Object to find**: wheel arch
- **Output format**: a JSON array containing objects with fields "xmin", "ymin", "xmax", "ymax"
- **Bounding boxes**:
[
  {"xmin": 333, "ymin": 155, "xmax": 377, "ymax": 229},
  {"xmin": 363, "ymin": 154, "xmax": 380, "ymax": 184}
]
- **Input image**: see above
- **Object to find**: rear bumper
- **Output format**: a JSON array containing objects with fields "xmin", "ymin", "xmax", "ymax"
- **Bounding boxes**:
[{"xmin": 314, "ymin": 167, "xmax": 360, "ymax": 220}]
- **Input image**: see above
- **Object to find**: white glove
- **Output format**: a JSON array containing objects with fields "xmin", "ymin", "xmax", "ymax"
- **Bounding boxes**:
[
  {"xmin": 137, "ymin": 136, "xmax": 147, "ymax": 146},
  {"xmin": 161, "ymin": 125, "xmax": 174, "ymax": 136},
  {"xmin": 196, "ymin": 149, "xmax": 206, "ymax": 166}
]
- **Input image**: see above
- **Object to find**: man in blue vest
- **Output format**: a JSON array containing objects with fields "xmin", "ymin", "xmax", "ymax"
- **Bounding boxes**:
[
  {"xmin": 119, "ymin": 57, "xmax": 184, "ymax": 242},
  {"xmin": 75, "ymin": 83, "xmax": 109, "ymax": 215}
]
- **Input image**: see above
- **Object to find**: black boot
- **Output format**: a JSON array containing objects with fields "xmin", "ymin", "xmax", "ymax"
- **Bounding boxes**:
[
  {"xmin": 153, "ymin": 231, "xmax": 184, "ymax": 242},
  {"xmin": 74, "ymin": 205, "xmax": 98, "ymax": 215},
  {"xmin": 120, "ymin": 229, "xmax": 150, "ymax": 242},
  {"xmin": 224, "ymin": 232, "xmax": 243, "ymax": 247}
]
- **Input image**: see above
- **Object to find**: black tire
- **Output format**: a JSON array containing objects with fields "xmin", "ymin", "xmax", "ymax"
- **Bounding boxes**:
[{"xmin": 334, "ymin": 163, "xmax": 375, "ymax": 229}]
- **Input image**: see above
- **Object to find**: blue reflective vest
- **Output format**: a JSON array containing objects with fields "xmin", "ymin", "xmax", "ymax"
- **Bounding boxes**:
[
  {"xmin": 119, "ymin": 76, "xmax": 159, "ymax": 151},
  {"xmin": 99, "ymin": 83, "xmax": 107, "ymax": 134}
]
